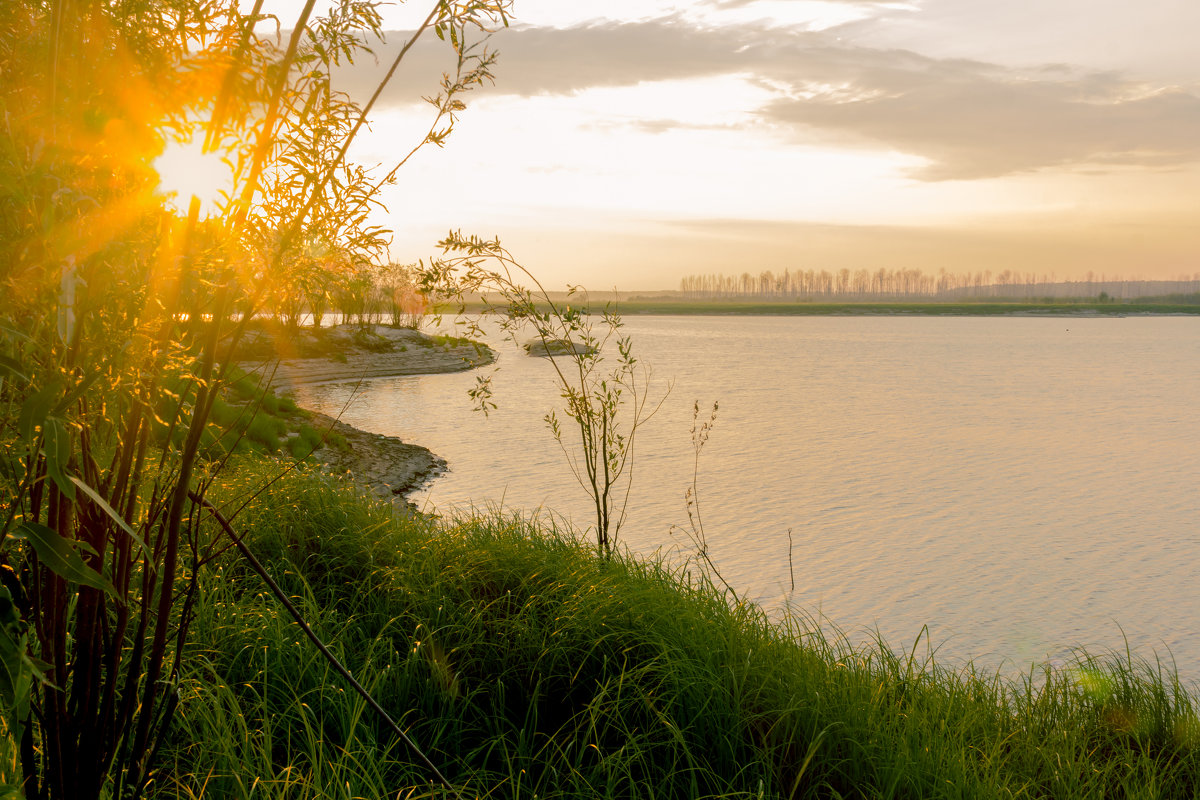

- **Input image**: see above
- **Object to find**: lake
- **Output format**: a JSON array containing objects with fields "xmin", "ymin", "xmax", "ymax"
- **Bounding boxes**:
[{"xmin": 294, "ymin": 315, "xmax": 1200, "ymax": 683}]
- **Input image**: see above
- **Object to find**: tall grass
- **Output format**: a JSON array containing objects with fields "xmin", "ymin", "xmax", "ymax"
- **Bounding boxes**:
[{"xmin": 149, "ymin": 463, "xmax": 1200, "ymax": 798}]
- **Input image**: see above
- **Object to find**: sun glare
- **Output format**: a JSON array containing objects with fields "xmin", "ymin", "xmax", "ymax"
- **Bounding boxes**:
[{"xmin": 153, "ymin": 132, "xmax": 234, "ymax": 217}]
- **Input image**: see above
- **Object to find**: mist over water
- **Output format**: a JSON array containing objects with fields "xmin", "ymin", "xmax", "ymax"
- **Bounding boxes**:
[{"xmin": 296, "ymin": 316, "xmax": 1200, "ymax": 683}]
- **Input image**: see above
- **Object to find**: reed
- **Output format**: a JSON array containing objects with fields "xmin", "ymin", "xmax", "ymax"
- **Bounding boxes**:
[{"xmin": 0, "ymin": 1, "xmax": 511, "ymax": 792}]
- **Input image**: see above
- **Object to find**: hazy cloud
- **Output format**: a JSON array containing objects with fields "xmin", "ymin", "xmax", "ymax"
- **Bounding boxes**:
[
  {"xmin": 762, "ymin": 55, "xmax": 1200, "ymax": 180},
  {"xmin": 586, "ymin": 118, "xmax": 742, "ymax": 135},
  {"xmin": 835, "ymin": 0, "xmax": 1200, "ymax": 85},
  {"xmin": 652, "ymin": 216, "xmax": 1200, "ymax": 278},
  {"xmin": 335, "ymin": 19, "xmax": 774, "ymax": 101},
  {"xmin": 343, "ymin": 18, "xmax": 1200, "ymax": 180},
  {"xmin": 701, "ymin": 0, "xmax": 885, "ymax": 7}
]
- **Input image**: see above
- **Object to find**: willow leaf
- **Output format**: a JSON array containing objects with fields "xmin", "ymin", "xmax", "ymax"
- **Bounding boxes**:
[
  {"xmin": 12, "ymin": 523, "xmax": 115, "ymax": 596},
  {"xmin": 69, "ymin": 477, "xmax": 151, "ymax": 558}
]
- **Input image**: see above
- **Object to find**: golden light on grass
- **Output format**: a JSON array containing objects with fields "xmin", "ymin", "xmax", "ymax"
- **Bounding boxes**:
[{"xmin": 153, "ymin": 130, "xmax": 234, "ymax": 218}]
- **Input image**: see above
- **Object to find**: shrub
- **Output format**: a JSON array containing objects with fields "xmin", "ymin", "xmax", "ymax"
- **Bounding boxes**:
[
  {"xmin": 245, "ymin": 414, "xmax": 285, "ymax": 452},
  {"xmin": 285, "ymin": 435, "xmax": 312, "ymax": 459}
]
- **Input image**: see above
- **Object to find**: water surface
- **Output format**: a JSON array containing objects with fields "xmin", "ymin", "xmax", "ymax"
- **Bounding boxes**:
[{"xmin": 296, "ymin": 316, "xmax": 1200, "ymax": 681}]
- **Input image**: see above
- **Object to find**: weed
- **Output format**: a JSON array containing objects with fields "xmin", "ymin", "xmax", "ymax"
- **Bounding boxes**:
[{"xmin": 133, "ymin": 464, "xmax": 1200, "ymax": 799}]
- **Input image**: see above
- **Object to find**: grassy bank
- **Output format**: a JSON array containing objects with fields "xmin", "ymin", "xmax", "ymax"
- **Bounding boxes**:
[
  {"xmin": 145, "ymin": 463, "xmax": 1199, "ymax": 798},
  {"xmin": 612, "ymin": 300, "xmax": 1200, "ymax": 316},
  {"xmin": 438, "ymin": 299, "xmax": 1200, "ymax": 318}
]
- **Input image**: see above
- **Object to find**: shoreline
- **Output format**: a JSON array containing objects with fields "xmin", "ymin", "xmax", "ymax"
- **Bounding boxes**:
[
  {"xmin": 246, "ymin": 327, "xmax": 495, "ymax": 392},
  {"xmin": 306, "ymin": 409, "xmax": 447, "ymax": 511},
  {"xmin": 240, "ymin": 325, "xmax": 495, "ymax": 510},
  {"xmin": 447, "ymin": 301, "xmax": 1200, "ymax": 318},
  {"xmin": 257, "ymin": 308, "xmax": 1195, "ymax": 507}
]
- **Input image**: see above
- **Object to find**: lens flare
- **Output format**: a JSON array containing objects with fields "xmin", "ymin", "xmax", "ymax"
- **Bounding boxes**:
[{"xmin": 153, "ymin": 131, "xmax": 234, "ymax": 217}]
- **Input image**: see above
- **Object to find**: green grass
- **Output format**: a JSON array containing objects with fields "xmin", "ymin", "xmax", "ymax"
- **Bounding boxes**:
[
  {"xmin": 443, "ymin": 300, "xmax": 1200, "ymax": 317},
  {"xmin": 243, "ymin": 413, "xmax": 286, "ymax": 452},
  {"xmin": 196, "ymin": 371, "xmax": 316, "ymax": 458},
  {"xmin": 284, "ymin": 434, "xmax": 312, "ymax": 459},
  {"xmin": 226, "ymin": 366, "xmax": 265, "ymax": 400},
  {"xmin": 145, "ymin": 463, "xmax": 1200, "ymax": 799},
  {"xmin": 427, "ymin": 333, "xmax": 478, "ymax": 348},
  {"xmin": 296, "ymin": 424, "xmax": 326, "ymax": 449},
  {"xmin": 622, "ymin": 300, "xmax": 1200, "ymax": 316},
  {"xmin": 284, "ymin": 424, "xmax": 330, "ymax": 458}
]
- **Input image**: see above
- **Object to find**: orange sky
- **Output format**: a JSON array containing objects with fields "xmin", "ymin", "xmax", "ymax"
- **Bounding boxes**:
[{"xmin": 305, "ymin": 1, "xmax": 1199, "ymax": 288}]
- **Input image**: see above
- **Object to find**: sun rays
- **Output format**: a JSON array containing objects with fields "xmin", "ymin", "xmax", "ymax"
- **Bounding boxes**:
[{"xmin": 153, "ymin": 130, "xmax": 235, "ymax": 218}]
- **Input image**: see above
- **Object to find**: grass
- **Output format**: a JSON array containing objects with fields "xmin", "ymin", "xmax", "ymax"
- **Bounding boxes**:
[
  {"xmin": 197, "ymin": 369, "xmax": 349, "ymax": 460},
  {"xmin": 138, "ymin": 462, "xmax": 1200, "ymax": 799},
  {"xmin": 426, "ymin": 333, "xmax": 479, "ymax": 349},
  {"xmin": 440, "ymin": 300, "xmax": 1200, "ymax": 317},
  {"xmin": 284, "ymin": 424, "xmax": 333, "ymax": 458},
  {"xmin": 228, "ymin": 318, "xmax": 470, "ymax": 362},
  {"xmin": 202, "ymin": 378, "xmax": 294, "ymax": 455}
]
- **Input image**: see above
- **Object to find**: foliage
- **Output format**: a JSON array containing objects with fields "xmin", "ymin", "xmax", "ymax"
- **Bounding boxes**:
[
  {"xmin": 117, "ymin": 464, "xmax": 1200, "ymax": 798},
  {"xmin": 0, "ymin": 0, "xmax": 511, "ymax": 796},
  {"xmin": 678, "ymin": 267, "xmax": 1200, "ymax": 302},
  {"xmin": 376, "ymin": 261, "xmax": 430, "ymax": 329},
  {"xmin": 575, "ymin": 299, "xmax": 1200, "ymax": 316},
  {"xmin": 316, "ymin": 260, "xmax": 430, "ymax": 330},
  {"xmin": 667, "ymin": 399, "xmax": 744, "ymax": 603},
  {"xmin": 422, "ymin": 233, "xmax": 669, "ymax": 558}
]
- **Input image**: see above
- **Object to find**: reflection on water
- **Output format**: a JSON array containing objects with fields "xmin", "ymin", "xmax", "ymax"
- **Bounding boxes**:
[{"xmin": 296, "ymin": 316, "xmax": 1200, "ymax": 682}]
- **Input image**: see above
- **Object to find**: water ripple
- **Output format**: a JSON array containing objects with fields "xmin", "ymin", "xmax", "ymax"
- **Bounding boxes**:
[{"xmin": 297, "ymin": 316, "xmax": 1200, "ymax": 684}]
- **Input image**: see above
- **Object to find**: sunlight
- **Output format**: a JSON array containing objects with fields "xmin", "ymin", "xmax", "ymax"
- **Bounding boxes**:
[{"xmin": 153, "ymin": 131, "xmax": 234, "ymax": 217}]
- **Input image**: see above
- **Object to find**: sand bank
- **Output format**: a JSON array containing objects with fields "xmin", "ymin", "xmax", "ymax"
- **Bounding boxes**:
[{"xmin": 243, "ymin": 326, "xmax": 494, "ymax": 391}]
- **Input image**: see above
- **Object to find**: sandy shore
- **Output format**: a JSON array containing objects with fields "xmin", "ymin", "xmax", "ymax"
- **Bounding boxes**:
[
  {"xmin": 240, "ymin": 325, "xmax": 495, "ymax": 510},
  {"xmin": 244, "ymin": 326, "xmax": 494, "ymax": 391}
]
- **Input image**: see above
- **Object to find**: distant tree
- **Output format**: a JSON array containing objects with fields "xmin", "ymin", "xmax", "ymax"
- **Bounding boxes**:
[{"xmin": 377, "ymin": 261, "xmax": 427, "ymax": 328}]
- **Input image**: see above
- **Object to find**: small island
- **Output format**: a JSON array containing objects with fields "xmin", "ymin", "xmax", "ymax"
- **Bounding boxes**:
[{"xmin": 523, "ymin": 337, "xmax": 598, "ymax": 357}]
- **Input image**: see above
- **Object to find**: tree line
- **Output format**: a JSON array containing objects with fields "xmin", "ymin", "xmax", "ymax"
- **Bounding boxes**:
[
  {"xmin": 679, "ymin": 268, "xmax": 1200, "ymax": 301},
  {"xmin": 268, "ymin": 258, "xmax": 428, "ymax": 330}
]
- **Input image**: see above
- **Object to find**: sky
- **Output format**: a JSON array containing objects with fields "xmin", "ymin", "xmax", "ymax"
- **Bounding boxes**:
[{"xmin": 326, "ymin": 1, "xmax": 1199, "ymax": 289}]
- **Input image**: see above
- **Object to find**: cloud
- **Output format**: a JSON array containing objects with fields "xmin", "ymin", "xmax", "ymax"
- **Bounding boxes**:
[
  {"xmin": 648, "ymin": 215, "xmax": 1200, "ymax": 278},
  {"xmin": 761, "ymin": 54, "xmax": 1200, "ymax": 180},
  {"xmin": 585, "ymin": 118, "xmax": 741, "ymax": 135},
  {"xmin": 334, "ymin": 19, "xmax": 775, "ymax": 102},
  {"xmin": 340, "ymin": 17, "xmax": 1200, "ymax": 180},
  {"xmin": 701, "ymin": 0, "xmax": 886, "ymax": 8}
]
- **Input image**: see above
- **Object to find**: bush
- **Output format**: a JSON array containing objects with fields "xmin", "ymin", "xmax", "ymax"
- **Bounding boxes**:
[
  {"xmin": 285, "ymin": 435, "xmax": 312, "ymax": 459},
  {"xmin": 297, "ymin": 424, "xmax": 325, "ymax": 449},
  {"xmin": 244, "ymin": 413, "xmax": 285, "ymax": 452}
]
